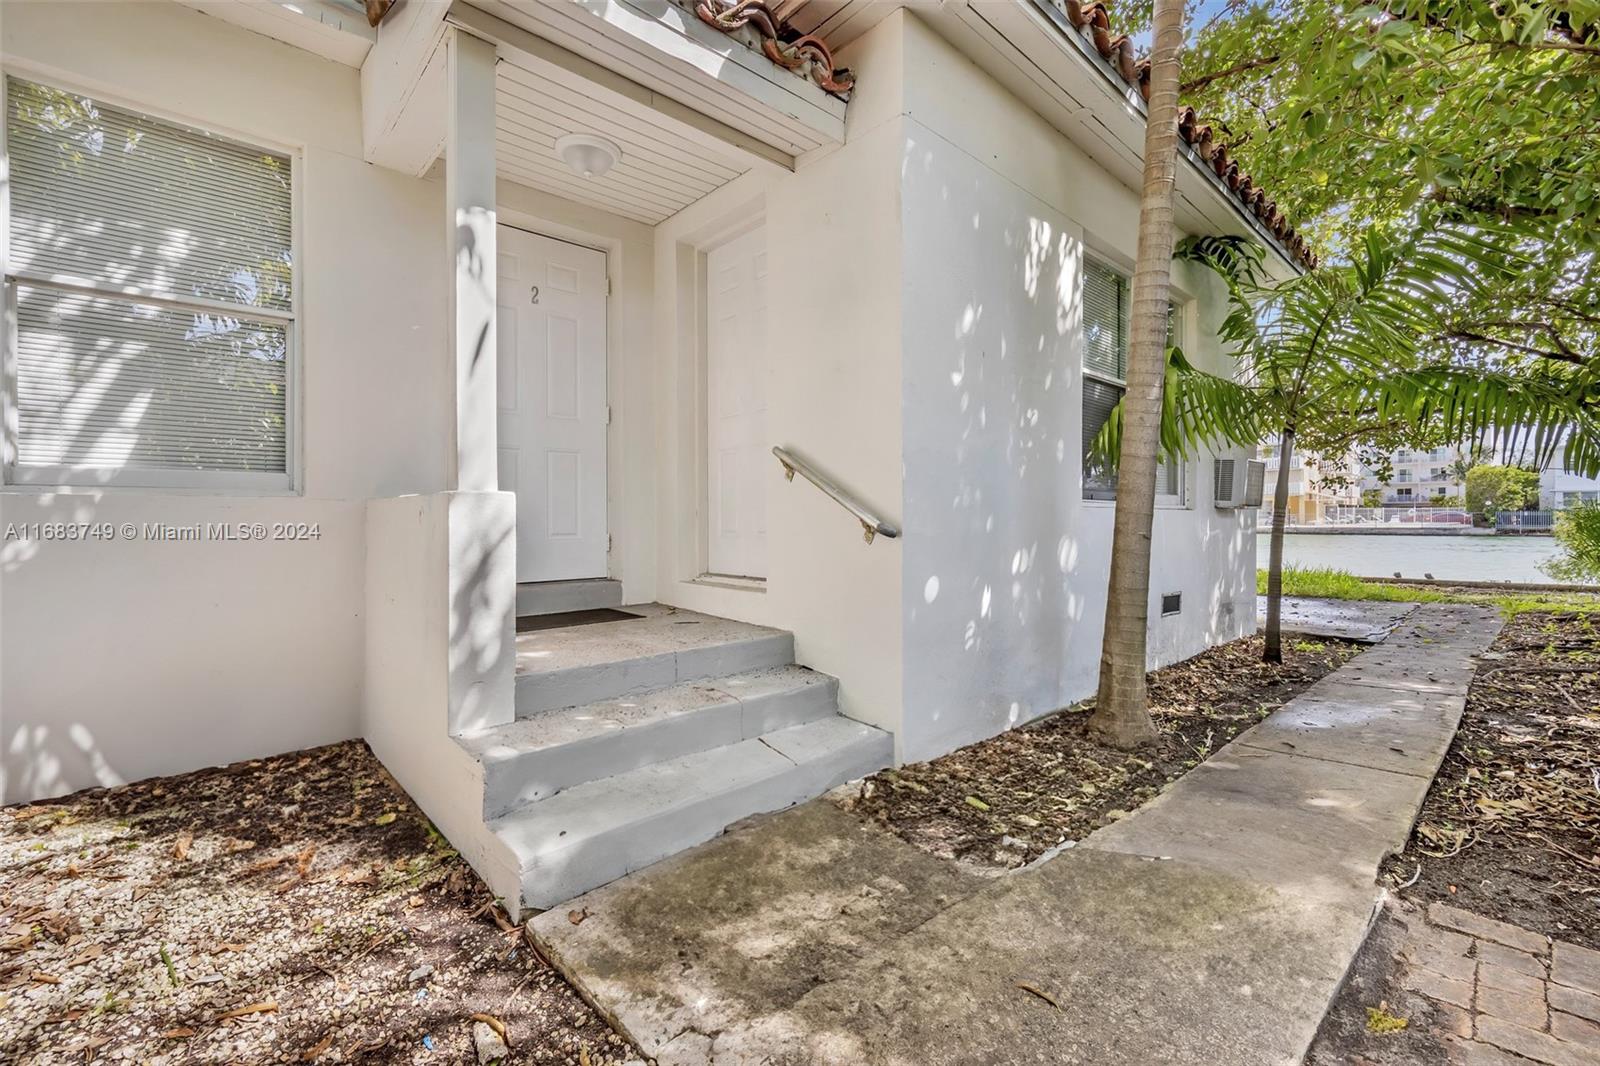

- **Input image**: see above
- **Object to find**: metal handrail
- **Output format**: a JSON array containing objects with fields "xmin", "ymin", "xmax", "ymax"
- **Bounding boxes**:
[{"xmin": 772, "ymin": 446, "xmax": 901, "ymax": 544}]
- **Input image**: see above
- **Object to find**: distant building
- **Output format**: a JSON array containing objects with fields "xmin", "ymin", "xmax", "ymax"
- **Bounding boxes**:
[
  {"xmin": 1359, "ymin": 446, "xmax": 1468, "ymax": 505},
  {"xmin": 1260, "ymin": 444, "xmax": 1361, "ymax": 522},
  {"xmin": 1541, "ymin": 462, "xmax": 1600, "ymax": 509}
]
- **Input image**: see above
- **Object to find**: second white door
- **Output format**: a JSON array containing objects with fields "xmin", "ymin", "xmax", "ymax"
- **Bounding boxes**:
[
  {"xmin": 497, "ymin": 226, "xmax": 608, "ymax": 584},
  {"xmin": 706, "ymin": 225, "xmax": 768, "ymax": 579}
]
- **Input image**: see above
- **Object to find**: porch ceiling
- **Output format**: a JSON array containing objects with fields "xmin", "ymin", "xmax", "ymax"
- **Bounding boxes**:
[{"xmin": 495, "ymin": 59, "xmax": 750, "ymax": 225}]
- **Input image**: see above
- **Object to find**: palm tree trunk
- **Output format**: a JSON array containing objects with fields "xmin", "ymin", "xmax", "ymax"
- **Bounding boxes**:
[
  {"xmin": 1263, "ymin": 426, "xmax": 1295, "ymax": 663},
  {"xmin": 1088, "ymin": 0, "xmax": 1186, "ymax": 750}
]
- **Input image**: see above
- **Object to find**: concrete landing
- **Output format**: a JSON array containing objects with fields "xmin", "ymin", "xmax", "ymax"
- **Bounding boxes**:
[
  {"xmin": 514, "ymin": 605, "xmax": 794, "ymax": 716},
  {"xmin": 514, "ymin": 605, "xmax": 791, "ymax": 676},
  {"xmin": 531, "ymin": 603, "xmax": 1505, "ymax": 1065},
  {"xmin": 1259, "ymin": 595, "xmax": 1419, "ymax": 642}
]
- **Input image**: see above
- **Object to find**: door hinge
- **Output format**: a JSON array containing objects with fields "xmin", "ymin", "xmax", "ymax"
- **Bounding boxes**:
[
  {"xmin": 605, "ymin": 405, "xmax": 613, "ymax": 425},
  {"xmin": 607, "ymin": 535, "xmax": 613, "ymax": 553},
  {"xmin": 606, "ymin": 276, "xmax": 613, "ymax": 296}
]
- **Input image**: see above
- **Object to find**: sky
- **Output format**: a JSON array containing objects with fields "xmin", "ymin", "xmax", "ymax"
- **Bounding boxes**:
[{"xmin": 1127, "ymin": 0, "xmax": 1245, "ymax": 52}]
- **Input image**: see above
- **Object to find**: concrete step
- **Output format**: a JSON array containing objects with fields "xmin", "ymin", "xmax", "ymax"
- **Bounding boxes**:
[
  {"xmin": 516, "ymin": 578, "xmax": 622, "ymax": 618},
  {"xmin": 492, "ymin": 716, "xmax": 893, "ymax": 909},
  {"xmin": 513, "ymin": 605, "xmax": 794, "ymax": 717},
  {"xmin": 458, "ymin": 665, "xmax": 839, "ymax": 818}
]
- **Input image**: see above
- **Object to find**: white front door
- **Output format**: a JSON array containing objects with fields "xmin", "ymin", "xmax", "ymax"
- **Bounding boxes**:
[
  {"xmin": 705, "ymin": 225, "xmax": 768, "ymax": 579},
  {"xmin": 497, "ymin": 226, "xmax": 608, "ymax": 583}
]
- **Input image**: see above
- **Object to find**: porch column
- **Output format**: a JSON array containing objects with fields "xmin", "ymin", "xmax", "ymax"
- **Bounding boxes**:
[{"xmin": 446, "ymin": 27, "xmax": 499, "ymax": 491}]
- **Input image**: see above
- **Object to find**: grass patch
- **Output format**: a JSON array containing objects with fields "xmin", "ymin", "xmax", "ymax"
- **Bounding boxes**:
[
  {"xmin": 1258, "ymin": 565, "xmax": 1600, "ymax": 618},
  {"xmin": 1259, "ymin": 566, "xmax": 1446, "ymax": 604}
]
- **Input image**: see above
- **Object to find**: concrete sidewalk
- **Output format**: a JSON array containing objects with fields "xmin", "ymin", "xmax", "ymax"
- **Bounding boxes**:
[
  {"xmin": 1258, "ymin": 595, "xmax": 1419, "ymax": 643},
  {"xmin": 531, "ymin": 603, "xmax": 1503, "ymax": 1065}
]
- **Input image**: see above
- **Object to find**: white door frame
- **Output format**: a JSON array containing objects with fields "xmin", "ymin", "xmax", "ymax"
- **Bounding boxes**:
[
  {"xmin": 703, "ymin": 224, "xmax": 768, "ymax": 580},
  {"xmin": 690, "ymin": 212, "xmax": 768, "ymax": 582}
]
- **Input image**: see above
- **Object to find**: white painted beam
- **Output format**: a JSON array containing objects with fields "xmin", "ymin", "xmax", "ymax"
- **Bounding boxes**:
[
  {"xmin": 360, "ymin": 0, "xmax": 450, "ymax": 174},
  {"xmin": 446, "ymin": 28, "xmax": 500, "ymax": 493},
  {"xmin": 174, "ymin": 0, "xmax": 375, "ymax": 67},
  {"xmin": 478, "ymin": 0, "xmax": 841, "ymax": 155},
  {"xmin": 445, "ymin": 2, "xmax": 794, "ymax": 175}
]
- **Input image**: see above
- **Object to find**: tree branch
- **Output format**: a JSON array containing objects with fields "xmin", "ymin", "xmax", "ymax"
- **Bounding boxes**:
[
  {"xmin": 1444, "ymin": 329, "xmax": 1588, "ymax": 365},
  {"xmin": 1181, "ymin": 54, "xmax": 1281, "ymax": 94}
]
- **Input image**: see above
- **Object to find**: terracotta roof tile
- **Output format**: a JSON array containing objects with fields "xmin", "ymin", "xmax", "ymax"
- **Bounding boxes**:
[
  {"xmin": 694, "ymin": 1, "xmax": 856, "ymax": 96},
  {"xmin": 692, "ymin": 0, "xmax": 1314, "ymax": 268},
  {"xmin": 1053, "ymin": 0, "xmax": 1315, "ymax": 268}
]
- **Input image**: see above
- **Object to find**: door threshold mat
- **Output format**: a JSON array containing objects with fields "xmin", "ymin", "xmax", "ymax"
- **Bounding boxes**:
[{"xmin": 516, "ymin": 607, "xmax": 644, "ymax": 634}]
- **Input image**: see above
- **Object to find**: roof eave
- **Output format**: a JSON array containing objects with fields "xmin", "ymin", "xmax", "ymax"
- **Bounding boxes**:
[{"xmin": 1025, "ymin": 0, "xmax": 1311, "ymax": 275}]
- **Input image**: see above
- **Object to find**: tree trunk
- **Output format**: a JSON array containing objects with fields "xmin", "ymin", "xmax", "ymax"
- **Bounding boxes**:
[
  {"xmin": 1263, "ymin": 426, "xmax": 1295, "ymax": 663},
  {"xmin": 1088, "ymin": 0, "xmax": 1186, "ymax": 750}
]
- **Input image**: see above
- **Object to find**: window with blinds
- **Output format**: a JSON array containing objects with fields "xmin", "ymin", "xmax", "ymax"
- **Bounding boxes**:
[
  {"xmin": 3, "ymin": 77, "xmax": 294, "ymax": 489},
  {"xmin": 1081, "ymin": 256, "xmax": 1184, "ymax": 504}
]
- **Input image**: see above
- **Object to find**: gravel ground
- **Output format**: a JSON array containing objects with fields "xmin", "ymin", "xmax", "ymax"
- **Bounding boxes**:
[
  {"xmin": 0, "ymin": 741, "xmax": 638, "ymax": 1064},
  {"xmin": 839, "ymin": 633, "xmax": 1361, "ymax": 867}
]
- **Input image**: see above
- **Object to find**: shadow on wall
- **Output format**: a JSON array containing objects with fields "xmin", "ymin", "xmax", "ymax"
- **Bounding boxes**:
[
  {"xmin": 448, "ymin": 498, "xmax": 517, "ymax": 738},
  {"xmin": 898, "ymin": 131, "xmax": 1256, "ymax": 760},
  {"xmin": 2, "ymin": 486, "xmax": 124, "ymax": 804},
  {"xmin": 4, "ymin": 722, "xmax": 124, "ymax": 804}
]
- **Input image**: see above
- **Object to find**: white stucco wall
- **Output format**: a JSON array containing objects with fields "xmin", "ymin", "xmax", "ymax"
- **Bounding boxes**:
[
  {"xmin": 0, "ymin": 1, "xmax": 448, "ymax": 803},
  {"xmin": 0, "ymin": 1, "xmax": 1258, "ymax": 805},
  {"xmin": 894, "ymin": 15, "xmax": 1254, "ymax": 759},
  {"xmin": 646, "ymin": 21, "xmax": 908, "ymax": 735},
  {"xmin": 639, "ymin": 12, "xmax": 1254, "ymax": 761}
]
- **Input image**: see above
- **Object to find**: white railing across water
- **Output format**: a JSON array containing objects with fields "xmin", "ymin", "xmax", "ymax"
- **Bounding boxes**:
[{"xmin": 1257, "ymin": 505, "xmax": 1475, "ymax": 529}]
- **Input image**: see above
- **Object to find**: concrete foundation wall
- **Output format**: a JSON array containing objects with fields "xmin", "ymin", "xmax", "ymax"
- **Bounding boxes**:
[{"xmin": 363, "ymin": 492, "xmax": 520, "ymax": 905}]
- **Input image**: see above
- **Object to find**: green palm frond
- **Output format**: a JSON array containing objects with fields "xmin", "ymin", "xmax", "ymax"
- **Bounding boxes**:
[
  {"xmin": 1335, "ymin": 365, "xmax": 1600, "ymax": 478},
  {"xmin": 1182, "ymin": 224, "xmax": 1531, "ymax": 396},
  {"xmin": 1087, "ymin": 346, "xmax": 1264, "ymax": 470},
  {"xmin": 1132, "ymin": 225, "xmax": 1591, "ymax": 488}
]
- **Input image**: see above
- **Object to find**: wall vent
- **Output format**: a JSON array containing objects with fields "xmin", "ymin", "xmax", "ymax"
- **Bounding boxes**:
[
  {"xmin": 1214, "ymin": 458, "xmax": 1268, "ymax": 509},
  {"xmin": 1161, "ymin": 592, "xmax": 1182, "ymax": 616},
  {"xmin": 1214, "ymin": 459, "xmax": 1235, "ymax": 503},
  {"xmin": 1244, "ymin": 460, "xmax": 1266, "ymax": 507}
]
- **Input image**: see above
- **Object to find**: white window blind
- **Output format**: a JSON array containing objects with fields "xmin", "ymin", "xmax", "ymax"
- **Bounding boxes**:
[
  {"xmin": 1082, "ymin": 258, "xmax": 1126, "ymax": 381},
  {"xmin": 1082, "ymin": 256, "xmax": 1183, "ymax": 504},
  {"xmin": 4, "ymin": 77, "xmax": 294, "ymax": 488}
]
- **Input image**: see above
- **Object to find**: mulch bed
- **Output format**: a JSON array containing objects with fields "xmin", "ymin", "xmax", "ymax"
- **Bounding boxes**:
[
  {"xmin": 840, "ymin": 634, "xmax": 1362, "ymax": 868},
  {"xmin": 0, "ymin": 741, "xmax": 637, "ymax": 1065},
  {"xmin": 1381, "ymin": 610, "xmax": 1600, "ymax": 949}
]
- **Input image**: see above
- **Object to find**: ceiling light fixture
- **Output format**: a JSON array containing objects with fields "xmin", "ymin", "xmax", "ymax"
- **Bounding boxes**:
[{"xmin": 554, "ymin": 133, "xmax": 621, "ymax": 180}]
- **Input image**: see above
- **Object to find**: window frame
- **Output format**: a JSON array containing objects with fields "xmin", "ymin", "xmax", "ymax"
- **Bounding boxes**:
[
  {"xmin": 0, "ymin": 70, "xmax": 302, "ymax": 495},
  {"xmin": 1079, "ymin": 253, "xmax": 1188, "ymax": 508}
]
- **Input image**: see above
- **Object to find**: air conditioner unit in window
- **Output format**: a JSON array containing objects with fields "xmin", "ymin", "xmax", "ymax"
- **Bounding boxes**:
[{"xmin": 1214, "ymin": 458, "xmax": 1266, "ymax": 509}]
